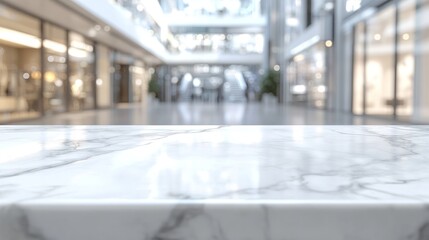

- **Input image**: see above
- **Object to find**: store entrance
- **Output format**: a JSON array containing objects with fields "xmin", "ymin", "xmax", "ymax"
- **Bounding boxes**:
[
  {"xmin": 113, "ymin": 64, "xmax": 131, "ymax": 104},
  {"xmin": 352, "ymin": 0, "xmax": 416, "ymax": 120}
]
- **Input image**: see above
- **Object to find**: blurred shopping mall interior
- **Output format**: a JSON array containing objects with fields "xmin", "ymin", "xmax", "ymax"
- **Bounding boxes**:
[{"xmin": 0, "ymin": 0, "xmax": 428, "ymax": 124}]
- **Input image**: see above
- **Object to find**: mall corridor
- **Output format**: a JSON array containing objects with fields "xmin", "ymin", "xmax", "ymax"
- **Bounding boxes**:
[
  {"xmin": 15, "ymin": 102, "xmax": 401, "ymax": 125},
  {"xmin": 2, "ymin": 1, "xmax": 429, "ymax": 240}
]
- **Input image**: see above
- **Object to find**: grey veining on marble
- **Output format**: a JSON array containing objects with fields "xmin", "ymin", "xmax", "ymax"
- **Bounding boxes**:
[{"xmin": 1, "ymin": 125, "xmax": 429, "ymax": 240}]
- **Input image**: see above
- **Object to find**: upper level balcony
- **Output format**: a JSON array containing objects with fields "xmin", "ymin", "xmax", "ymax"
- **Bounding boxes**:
[{"xmin": 108, "ymin": 0, "xmax": 266, "ymax": 64}]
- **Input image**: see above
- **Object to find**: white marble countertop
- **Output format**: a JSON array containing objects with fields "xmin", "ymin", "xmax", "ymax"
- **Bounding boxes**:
[{"xmin": 1, "ymin": 125, "xmax": 429, "ymax": 240}]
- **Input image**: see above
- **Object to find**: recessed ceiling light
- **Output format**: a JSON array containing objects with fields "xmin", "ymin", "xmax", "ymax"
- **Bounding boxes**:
[{"xmin": 374, "ymin": 34, "xmax": 381, "ymax": 41}]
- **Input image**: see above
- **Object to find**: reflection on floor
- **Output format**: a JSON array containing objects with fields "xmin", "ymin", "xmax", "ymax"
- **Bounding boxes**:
[{"xmin": 13, "ymin": 102, "xmax": 403, "ymax": 125}]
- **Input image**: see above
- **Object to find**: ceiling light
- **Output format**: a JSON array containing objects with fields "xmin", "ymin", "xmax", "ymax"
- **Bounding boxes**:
[
  {"xmin": 286, "ymin": 17, "xmax": 299, "ymax": 27},
  {"xmin": 325, "ymin": 2, "xmax": 334, "ymax": 11},
  {"xmin": 23, "ymin": 73, "xmax": 30, "ymax": 80},
  {"xmin": 45, "ymin": 71, "xmax": 56, "ymax": 83},
  {"xmin": 402, "ymin": 33, "xmax": 410, "ymax": 41},
  {"xmin": 273, "ymin": 65, "xmax": 280, "ymax": 71},
  {"xmin": 137, "ymin": 4, "xmax": 144, "ymax": 12},
  {"xmin": 374, "ymin": 34, "xmax": 381, "ymax": 41},
  {"xmin": 43, "ymin": 39, "xmax": 67, "ymax": 53},
  {"xmin": 54, "ymin": 79, "xmax": 63, "ymax": 87},
  {"xmin": 74, "ymin": 79, "xmax": 83, "ymax": 87},
  {"xmin": 0, "ymin": 26, "xmax": 41, "ymax": 48},
  {"xmin": 96, "ymin": 79, "xmax": 103, "ymax": 86},
  {"xmin": 193, "ymin": 78, "xmax": 202, "ymax": 87},
  {"xmin": 292, "ymin": 85, "xmax": 306, "ymax": 94},
  {"xmin": 346, "ymin": 0, "xmax": 362, "ymax": 13},
  {"xmin": 71, "ymin": 40, "xmax": 93, "ymax": 52},
  {"xmin": 325, "ymin": 40, "xmax": 333, "ymax": 48},
  {"xmin": 317, "ymin": 85, "xmax": 326, "ymax": 93},
  {"xmin": 294, "ymin": 54, "xmax": 305, "ymax": 62},
  {"xmin": 68, "ymin": 48, "xmax": 88, "ymax": 58}
]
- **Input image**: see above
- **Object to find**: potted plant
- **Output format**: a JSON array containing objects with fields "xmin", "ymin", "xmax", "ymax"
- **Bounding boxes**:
[
  {"xmin": 148, "ymin": 74, "xmax": 160, "ymax": 103},
  {"xmin": 260, "ymin": 69, "xmax": 280, "ymax": 103}
]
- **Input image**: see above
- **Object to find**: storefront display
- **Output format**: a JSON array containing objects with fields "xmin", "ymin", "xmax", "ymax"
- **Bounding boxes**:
[
  {"xmin": 0, "ymin": 3, "xmax": 42, "ymax": 122},
  {"xmin": 414, "ymin": 0, "xmax": 429, "ymax": 122},
  {"xmin": 68, "ymin": 32, "xmax": 95, "ymax": 111},
  {"xmin": 43, "ymin": 23, "xmax": 67, "ymax": 113},
  {"xmin": 96, "ymin": 44, "xmax": 113, "ymax": 108},
  {"xmin": 0, "ymin": 4, "xmax": 151, "ymax": 123},
  {"xmin": 131, "ymin": 62, "xmax": 147, "ymax": 103},
  {"xmin": 351, "ymin": 0, "xmax": 418, "ymax": 119},
  {"xmin": 287, "ymin": 42, "xmax": 327, "ymax": 109}
]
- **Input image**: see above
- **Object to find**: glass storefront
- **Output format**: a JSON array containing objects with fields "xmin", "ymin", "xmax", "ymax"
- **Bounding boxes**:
[
  {"xmin": 131, "ymin": 61, "xmax": 149, "ymax": 103},
  {"xmin": 113, "ymin": 52, "xmax": 134, "ymax": 104},
  {"xmin": 287, "ymin": 42, "xmax": 327, "ymax": 109},
  {"xmin": 414, "ymin": 0, "xmax": 429, "ymax": 122},
  {"xmin": 364, "ymin": 5, "xmax": 395, "ymax": 116},
  {"xmin": 68, "ymin": 32, "xmax": 95, "ymax": 111},
  {"xmin": 43, "ymin": 23, "xmax": 67, "ymax": 113},
  {"xmin": 352, "ymin": 22, "xmax": 365, "ymax": 115},
  {"xmin": 0, "ymin": 4, "xmax": 42, "ymax": 122},
  {"xmin": 351, "ymin": 0, "xmax": 420, "ymax": 120},
  {"xmin": 96, "ymin": 44, "xmax": 113, "ymax": 108},
  {"xmin": 396, "ymin": 0, "xmax": 415, "ymax": 117},
  {"xmin": 0, "ymin": 4, "xmax": 151, "ymax": 123},
  {"xmin": 285, "ymin": 0, "xmax": 304, "ymax": 45}
]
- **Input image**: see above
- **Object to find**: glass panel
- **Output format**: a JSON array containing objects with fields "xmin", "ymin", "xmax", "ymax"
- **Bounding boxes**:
[
  {"xmin": 414, "ymin": 0, "xmax": 429, "ymax": 121},
  {"xmin": 289, "ymin": 54, "xmax": 308, "ymax": 104},
  {"xmin": 158, "ymin": 0, "xmax": 262, "ymax": 17},
  {"xmin": 43, "ymin": 23, "xmax": 67, "ymax": 113},
  {"xmin": 288, "ymin": 42, "xmax": 326, "ymax": 109},
  {"xmin": 96, "ymin": 44, "xmax": 112, "ymax": 108},
  {"xmin": 68, "ymin": 32, "xmax": 95, "ymax": 111},
  {"xmin": 132, "ymin": 65, "xmax": 145, "ymax": 103},
  {"xmin": 0, "ymin": 4, "xmax": 41, "ymax": 122},
  {"xmin": 113, "ymin": 52, "xmax": 133, "ymax": 104},
  {"xmin": 173, "ymin": 33, "xmax": 264, "ymax": 54},
  {"xmin": 396, "ymin": 0, "xmax": 416, "ymax": 117},
  {"xmin": 306, "ymin": 42, "xmax": 326, "ymax": 109},
  {"xmin": 353, "ymin": 22, "xmax": 365, "ymax": 115},
  {"xmin": 365, "ymin": 5, "xmax": 395, "ymax": 116},
  {"xmin": 285, "ymin": 0, "xmax": 304, "ymax": 45}
]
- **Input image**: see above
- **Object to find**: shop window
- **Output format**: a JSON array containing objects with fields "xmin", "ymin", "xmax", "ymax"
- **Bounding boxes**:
[
  {"xmin": 288, "ymin": 42, "xmax": 327, "ymax": 109},
  {"xmin": 96, "ymin": 44, "xmax": 113, "ymax": 108},
  {"xmin": 132, "ymin": 64, "xmax": 145, "ymax": 103},
  {"xmin": 68, "ymin": 32, "xmax": 95, "ymax": 111},
  {"xmin": 352, "ymin": 1, "xmax": 418, "ymax": 119},
  {"xmin": 396, "ymin": 0, "xmax": 416, "ymax": 118},
  {"xmin": 43, "ymin": 23, "xmax": 67, "ymax": 113},
  {"xmin": 0, "ymin": 4, "xmax": 41, "ymax": 122},
  {"xmin": 364, "ymin": 5, "xmax": 395, "ymax": 116},
  {"xmin": 353, "ymin": 22, "xmax": 365, "ymax": 115},
  {"xmin": 414, "ymin": 0, "xmax": 429, "ymax": 121}
]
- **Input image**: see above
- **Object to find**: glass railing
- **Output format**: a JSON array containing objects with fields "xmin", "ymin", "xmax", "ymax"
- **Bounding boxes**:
[
  {"xmin": 110, "ymin": 0, "xmax": 265, "ymax": 55},
  {"xmin": 159, "ymin": 0, "xmax": 263, "ymax": 17},
  {"xmin": 172, "ymin": 33, "xmax": 264, "ymax": 54},
  {"xmin": 112, "ymin": 0, "xmax": 163, "ymax": 43}
]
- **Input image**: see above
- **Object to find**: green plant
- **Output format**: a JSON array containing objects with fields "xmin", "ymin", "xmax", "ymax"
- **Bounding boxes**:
[
  {"xmin": 260, "ymin": 70, "xmax": 280, "ymax": 97},
  {"xmin": 148, "ymin": 74, "xmax": 160, "ymax": 99}
]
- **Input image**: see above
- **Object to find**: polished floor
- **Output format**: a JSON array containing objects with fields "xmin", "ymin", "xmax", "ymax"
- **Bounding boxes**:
[{"xmin": 11, "ymin": 102, "xmax": 404, "ymax": 125}]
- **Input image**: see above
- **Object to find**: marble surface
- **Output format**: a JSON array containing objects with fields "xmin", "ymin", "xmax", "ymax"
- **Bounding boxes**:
[{"xmin": 1, "ymin": 125, "xmax": 429, "ymax": 240}]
